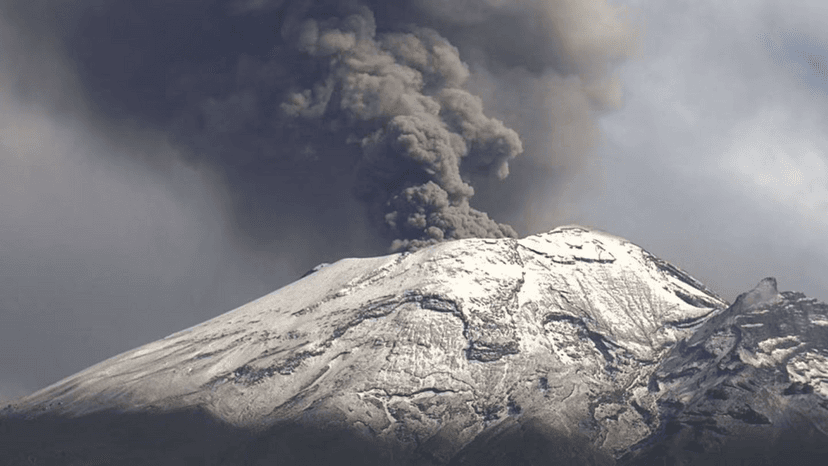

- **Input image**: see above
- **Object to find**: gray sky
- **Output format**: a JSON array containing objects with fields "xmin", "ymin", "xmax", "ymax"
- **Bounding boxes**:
[{"xmin": 1, "ymin": 0, "xmax": 827, "ymax": 403}]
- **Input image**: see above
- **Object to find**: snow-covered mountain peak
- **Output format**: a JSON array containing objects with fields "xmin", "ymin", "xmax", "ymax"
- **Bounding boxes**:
[
  {"xmin": 2, "ymin": 225, "xmax": 739, "ymax": 465},
  {"xmin": 9, "ymin": 227, "xmax": 727, "ymax": 420}
]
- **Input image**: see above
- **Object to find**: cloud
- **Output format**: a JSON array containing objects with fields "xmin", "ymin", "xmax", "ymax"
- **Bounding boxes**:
[
  {"xmin": 392, "ymin": 0, "xmax": 644, "ymax": 234},
  {"xmin": 13, "ymin": 0, "xmax": 642, "ymax": 256},
  {"xmin": 256, "ymin": 0, "xmax": 641, "ymax": 249},
  {"xmin": 275, "ymin": 5, "xmax": 525, "ymax": 251},
  {"xmin": 759, "ymin": 25, "xmax": 828, "ymax": 99},
  {"xmin": 226, "ymin": 0, "xmax": 286, "ymax": 16},
  {"xmin": 721, "ymin": 106, "xmax": 828, "ymax": 226}
]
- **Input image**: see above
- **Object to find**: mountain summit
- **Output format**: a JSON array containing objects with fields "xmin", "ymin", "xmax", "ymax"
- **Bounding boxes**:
[{"xmin": 2, "ymin": 226, "xmax": 826, "ymax": 465}]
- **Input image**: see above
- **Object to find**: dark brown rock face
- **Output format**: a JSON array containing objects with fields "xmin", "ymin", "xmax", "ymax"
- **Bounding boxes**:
[{"xmin": 2, "ymin": 227, "xmax": 826, "ymax": 465}]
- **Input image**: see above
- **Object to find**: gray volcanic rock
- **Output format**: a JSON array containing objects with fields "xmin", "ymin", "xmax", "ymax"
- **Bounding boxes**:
[
  {"xmin": 618, "ymin": 278, "xmax": 828, "ymax": 465},
  {"xmin": 0, "ymin": 225, "xmax": 783, "ymax": 466},
  {"xmin": 300, "ymin": 262, "xmax": 331, "ymax": 278}
]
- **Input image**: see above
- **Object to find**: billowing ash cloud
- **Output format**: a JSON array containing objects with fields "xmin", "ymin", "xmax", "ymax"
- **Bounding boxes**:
[
  {"xmin": 208, "ymin": 0, "xmax": 641, "ymax": 252},
  {"xmin": 23, "ymin": 0, "xmax": 641, "ymax": 256},
  {"xmin": 279, "ymin": 5, "xmax": 523, "ymax": 251}
]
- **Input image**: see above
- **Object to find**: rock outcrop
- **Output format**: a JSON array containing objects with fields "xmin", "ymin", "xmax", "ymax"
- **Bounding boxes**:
[{"xmin": 2, "ymin": 226, "xmax": 825, "ymax": 465}]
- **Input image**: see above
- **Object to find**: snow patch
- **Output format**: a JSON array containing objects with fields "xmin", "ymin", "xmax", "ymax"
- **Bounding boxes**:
[
  {"xmin": 787, "ymin": 352, "xmax": 828, "ymax": 397},
  {"xmin": 758, "ymin": 336, "xmax": 801, "ymax": 353}
]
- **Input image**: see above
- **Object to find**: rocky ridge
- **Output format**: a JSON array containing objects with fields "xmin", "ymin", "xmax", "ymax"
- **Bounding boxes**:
[{"xmin": 618, "ymin": 277, "xmax": 828, "ymax": 465}]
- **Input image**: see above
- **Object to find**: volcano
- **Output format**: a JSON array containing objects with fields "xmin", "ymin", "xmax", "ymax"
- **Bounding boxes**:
[{"xmin": 2, "ymin": 225, "xmax": 826, "ymax": 465}]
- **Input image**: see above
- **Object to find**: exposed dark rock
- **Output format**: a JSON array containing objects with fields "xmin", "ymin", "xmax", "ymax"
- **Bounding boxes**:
[
  {"xmin": 726, "ymin": 404, "xmax": 771, "ymax": 424},
  {"xmin": 300, "ymin": 262, "xmax": 331, "ymax": 279},
  {"xmin": 466, "ymin": 340, "xmax": 521, "ymax": 362},
  {"xmin": 783, "ymin": 381, "xmax": 814, "ymax": 395}
]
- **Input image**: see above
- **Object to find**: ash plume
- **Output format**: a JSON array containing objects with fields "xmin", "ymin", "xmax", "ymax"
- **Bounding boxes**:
[
  {"xmin": 12, "ymin": 0, "xmax": 642, "ymax": 256},
  {"xmin": 280, "ymin": 5, "xmax": 523, "ymax": 251},
  {"xmin": 223, "ymin": 0, "xmax": 641, "ymax": 253}
]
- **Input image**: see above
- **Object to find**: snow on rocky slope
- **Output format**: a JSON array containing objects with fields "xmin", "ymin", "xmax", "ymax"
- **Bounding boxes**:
[
  {"xmin": 618, "ymin": 277, "xmax": 828, "ymax": 465},
  {"xmin": 0, "ymin": 225, "xmax": 776, "ymax": 465}
]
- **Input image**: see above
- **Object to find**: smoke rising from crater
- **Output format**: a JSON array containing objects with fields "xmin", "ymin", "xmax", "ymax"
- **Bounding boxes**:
[
  {"xmin": 280, "ymin": 5, "xmax": 523, "ymax": 251},
  {"xmin": 217, "ymin": 0, "xmax": 641, "ymax": 252},
  {"xmin": 4, "ymin": 0, "xmax": 642, "ymax": 257},
  {"xmin": 154, "ymin": 0, "xmax": 643, "ymax": 254}
]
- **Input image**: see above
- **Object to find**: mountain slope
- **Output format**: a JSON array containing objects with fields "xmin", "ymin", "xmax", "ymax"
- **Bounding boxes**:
[{"xmin": 0, "ymin": 225, "xmax": 765, "ymax": 465}]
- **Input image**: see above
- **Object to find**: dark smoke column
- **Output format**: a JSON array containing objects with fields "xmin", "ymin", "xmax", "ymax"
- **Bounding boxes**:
[{"xmin": 280, "ymin": 5, "xmax": 523, "ymax": 252}]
